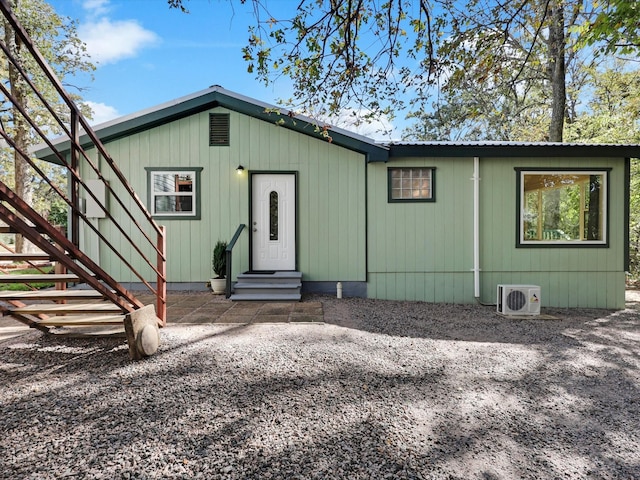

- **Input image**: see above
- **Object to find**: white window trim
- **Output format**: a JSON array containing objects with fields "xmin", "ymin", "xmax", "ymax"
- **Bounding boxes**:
[{"xmin": 146, "ymin": 167, "xmax": 203, "ymax": 220}]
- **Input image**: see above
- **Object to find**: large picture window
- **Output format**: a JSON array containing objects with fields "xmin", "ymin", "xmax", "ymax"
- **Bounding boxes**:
[
  {"xmin": 517, "ymin": 169, "xmax": 609, "ymax": 246},
  {"xmin": 388, "ymin": 167, "xmax": 435, "ymax": 202},
  {"xmin": 146, "ymin": 167, "xmax": 203, "ymax": 219}
]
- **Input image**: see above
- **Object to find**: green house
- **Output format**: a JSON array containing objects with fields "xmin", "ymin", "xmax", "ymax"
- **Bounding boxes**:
[{"xmin": 35, "ymin": 86, "xmax": 639, "ymax": 309}]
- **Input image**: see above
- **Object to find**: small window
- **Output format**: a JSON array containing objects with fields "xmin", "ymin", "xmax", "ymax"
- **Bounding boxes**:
[
  {"xmin": 269, "ymin": 191, "xmax": 278, "ymax": 240},
  {"xmin": 517, "ymin": 169, "xmax": 609, "ymax": 246},
  {"xmin": 146, "ymin": 167, "xmax": 203, "ymax": 219},
  {"xmin": 209, "ymin": 113, "xmax": 230, "ymax": 146},
  {"xmin": 388, "ymin": 167, "xmax": 435, "ymax": 202}
]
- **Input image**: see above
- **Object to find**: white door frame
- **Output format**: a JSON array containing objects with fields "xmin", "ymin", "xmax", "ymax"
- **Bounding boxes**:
[{"xmin": 250, "ymin": 172, "xmax": 297, "ymax": 271}]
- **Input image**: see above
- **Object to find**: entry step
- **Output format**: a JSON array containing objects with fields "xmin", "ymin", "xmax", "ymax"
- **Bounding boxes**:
[
  {"xmin": 230, "ymin": 271, "xmax": 302, "ymax": 302},
  {"xmin": 237, "ymin": 271, "xmax": 302, "ymax": 284},
  {"xmin": 233, "ymin": 282, "xmax": 301, "ymax": 295},
  {"xmin": 229, "ymin": 293, "xmax": 302, "ymax": 302}
]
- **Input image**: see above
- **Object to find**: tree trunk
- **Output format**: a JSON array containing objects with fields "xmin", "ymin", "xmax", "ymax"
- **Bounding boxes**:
[
  {"xmin": 4, "ymin": 6, "xmax": 33, "ymax": 253},
  {"xmin": 547, "ymin": 0, "xmax": 566, "ymax": 142}
]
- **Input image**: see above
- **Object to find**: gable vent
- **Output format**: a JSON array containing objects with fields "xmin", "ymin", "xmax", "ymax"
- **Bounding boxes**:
[{"xmin": 209, "ymin": 113, "xmax": 230, "ymax": 146}]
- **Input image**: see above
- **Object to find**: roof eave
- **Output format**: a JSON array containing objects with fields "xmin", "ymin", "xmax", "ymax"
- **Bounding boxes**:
[
  {"xmin": 33, "ymin": 86, "xmax": 389, "ymax": 163},
  {"xmin": 385, "ymin": 143, "xmax": 640, "ymax": 158}
]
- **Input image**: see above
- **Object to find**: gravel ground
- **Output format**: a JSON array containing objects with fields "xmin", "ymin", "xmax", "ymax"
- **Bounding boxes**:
[{"xmin": 1, "ymin": 294, "xmax": 639, "ymax": 479}]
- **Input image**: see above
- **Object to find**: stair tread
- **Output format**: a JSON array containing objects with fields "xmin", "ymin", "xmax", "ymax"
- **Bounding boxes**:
[
  {"xmin": 0, "ymin": 274, "xmax": 80, "ymax": 283},
  {"xmin": 37, "ymin": 314, "xmax": 126, "ymax": 326},
  {"xmin": 9, "ymin": 303, "xmax": 124, "ymax": 314},
  {"xmin": 0, "ymin": 289, "xmax": 108, "ymax": 300},
  {"xmin": 0, "ymin": 253, "xmax": 51, "ymax": 261},
  {"xmin": 237, "ymin": 271, "xmax": 302, "ymax": 279},
  {"xmin": 230, "ymin": 293, "xmax": 301, "ymax": 302},
  {"xmin": 234, "ymin": 282, "xmax": 302, "ymax": 289}
]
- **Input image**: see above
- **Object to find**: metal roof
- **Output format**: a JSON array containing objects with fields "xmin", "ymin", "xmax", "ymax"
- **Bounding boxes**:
[
  {"xmin": 379, "ymin": 140, "xmax": 640, "ymax": 158},
  {"xmin": 33, "ymin": 87, "xmax": 640, "ymax": 163},
  {"xmin": 33, "ymin": 85, "xmax": 389, "ymax": 163}
]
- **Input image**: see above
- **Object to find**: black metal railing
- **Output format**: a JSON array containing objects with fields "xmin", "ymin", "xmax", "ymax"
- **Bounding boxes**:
[{"xmin": 225, "ymin": 224, "xmax": 246, "ymax": 298}]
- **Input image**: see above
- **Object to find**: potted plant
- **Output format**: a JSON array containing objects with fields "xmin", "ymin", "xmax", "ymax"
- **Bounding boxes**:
[{"xmin": 210, "ymin": 240, "xmax": 227, "ymax": 294}]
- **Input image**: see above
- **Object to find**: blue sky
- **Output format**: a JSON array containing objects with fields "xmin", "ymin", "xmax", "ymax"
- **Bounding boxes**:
[{"xmin": 48, "ymin": 0, "xmax": 396, "ymax": 138}]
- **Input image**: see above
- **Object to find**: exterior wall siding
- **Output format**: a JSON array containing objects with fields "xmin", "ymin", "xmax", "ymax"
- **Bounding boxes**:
[
  {"xmin": 80, "ymin": 107, "xmax": 367, "ymax": 286},
  {"xmin": 77, "ymin": 105, "xmax": 627, "ymax": 309},
  {"xmin": 367, "ymin": 157, "xmax": 475, "ymax": 302},
  {"xmin": 479, "ymin": 156, "xmax": 625, "ymax": 309},
  {"xmin": 367, "ymin": 155, "xmax": 626, "ymax": 308}
]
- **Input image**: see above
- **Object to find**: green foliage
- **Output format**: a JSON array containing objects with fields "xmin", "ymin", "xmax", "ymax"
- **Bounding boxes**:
[
  {"xmin": 630, "ymin": 160, "xmax": 640, "ymax": 281},
  {"xmin": 565, "ymin": 63, "xmax": 640, "ymax": 144},
  {"xmin": 170, "ymin": 1, "xmax": 638, "ymax": 143},
  {"xmin": 575, "ymin": 0, "xmax": 640, "ymax": 55},
  {"xmin": 0, "ymin": 265, "xmax": 54, "ymax": 291},
  {"xmin": 239, "ymin": 1, "xmax": 427, "ymax": 123},
  {"xmin": 47, "ymin": 200, "xmax": 68, "ymax": 230},
  {"xmin": 0, "ymin": 0, "xmax": 95, "ymax": 229},
  {"xmin": 212, "ymin": 240, "xmax": 227, "ymax": 278}
]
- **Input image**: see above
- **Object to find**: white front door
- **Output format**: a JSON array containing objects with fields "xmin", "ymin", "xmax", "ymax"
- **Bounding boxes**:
[{"xmin": 251, "ymin": 173, "xmax": 296, "ymax": 271}]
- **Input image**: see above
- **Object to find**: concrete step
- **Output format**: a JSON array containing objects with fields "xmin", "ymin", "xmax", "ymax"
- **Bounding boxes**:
[
  {"xmin": 233, "ymin": 282, "xmax": 302, "ymax": 295},
  {"xmin": 236, "ymin": 271, "xmax": 302, "ymax": 284},
  {"xmin": 231, "ymin": 271, "xmax": 302, "ymax": 301},
  {"xmin": 229, "ymin": 293, "xmax": 302, "ymax": 302}
]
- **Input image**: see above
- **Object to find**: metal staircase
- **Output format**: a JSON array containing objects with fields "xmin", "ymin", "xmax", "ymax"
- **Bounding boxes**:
[{"xmin": 0, "ymin": 1, "xmax": 166, "ymax": 359}]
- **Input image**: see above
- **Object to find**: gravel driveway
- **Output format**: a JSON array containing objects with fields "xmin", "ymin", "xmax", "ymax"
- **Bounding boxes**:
[{"xmin": 1, "ymin": 294, "xmax": 639, "ymax": 479}]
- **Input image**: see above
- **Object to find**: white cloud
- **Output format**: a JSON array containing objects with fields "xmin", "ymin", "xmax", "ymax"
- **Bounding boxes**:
[
  {"xmin": 79, "ymin": 18, "xmax": 159, "ymax": 65},
  {"xmin": 82, "ymin": 0, "xmax": 111, "ymax": 17},
  {"xmin": 77, "ymin": 1, "xmax": 158, "ymax": 66},
  {"xmin": 84, "ymin": 101, "xmax": 120, "ymax": 125}
]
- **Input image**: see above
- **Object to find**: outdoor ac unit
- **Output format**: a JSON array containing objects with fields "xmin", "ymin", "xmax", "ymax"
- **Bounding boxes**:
[{"xmin": 497, "ymin": 284, "xmax": 541, "ymax": 316}]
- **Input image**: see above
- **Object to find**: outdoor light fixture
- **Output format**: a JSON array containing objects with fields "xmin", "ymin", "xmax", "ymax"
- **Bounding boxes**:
[{"xmin": 236, "ymin": 165, "xmax": 245, "ymax": 174}]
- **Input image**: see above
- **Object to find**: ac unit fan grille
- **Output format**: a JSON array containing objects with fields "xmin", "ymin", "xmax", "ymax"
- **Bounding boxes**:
[
  {"xmin": 497, "ymin": 284, "xmax": 541, "ymax": 316},
  {"xmin": 506, "ymin": 290, "xmax": 526, "ymax": 311}
]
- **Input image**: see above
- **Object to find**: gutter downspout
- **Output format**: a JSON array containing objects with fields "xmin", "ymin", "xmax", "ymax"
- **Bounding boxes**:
[{"xmin": 472, "ymin": 156, "xmax": 481, "ymax": 301}]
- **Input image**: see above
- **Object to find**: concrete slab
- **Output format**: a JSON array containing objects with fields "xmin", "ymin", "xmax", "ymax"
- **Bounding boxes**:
[
  {"xmin": 215, "ymin": 315, "xmax": 253, "ymax": 324},
  {"xmin": 260, "ymin": 305, "xmax": 295, "ymax": 315},
  {"xmin": 0, "ymin": 294, "xmax": 324, "ymax": 342},
  {"xmin": 253, "ymin": 315, "xmax": 291, "ymax": 323}
]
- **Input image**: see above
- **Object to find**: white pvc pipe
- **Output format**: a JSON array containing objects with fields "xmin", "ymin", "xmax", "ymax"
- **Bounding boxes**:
[{"xmin": 473, "ymin": 156, "xmax": 480, "ymax": 299}]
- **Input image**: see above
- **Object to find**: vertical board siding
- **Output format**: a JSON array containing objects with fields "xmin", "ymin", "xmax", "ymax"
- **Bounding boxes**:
[
  {"xmin": 79, "ymin": 108, "xmax": 627, "ymax": 309},
  {"xmin": 81, "ymin": 108, "xmax": 366, "ymax": 285},
  {"xmin": 479, "ymin": 157, "xmax": 626, "ymax": 309},
  {"xmin": 367, "ymin": 158, "xmax": 475, "ymax": 302},
  {"xmin": 368, "ymin": 155, "xmax": 626, "ymax": 308}
]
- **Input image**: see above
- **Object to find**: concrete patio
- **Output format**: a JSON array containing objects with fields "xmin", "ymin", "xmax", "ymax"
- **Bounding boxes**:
[
  {"xmin": 0, "ymin": 293, "xmax": 324, "ymax": 342},
  {"xmin": 153, "ymin": 293, "xmax": 324, "ymax": 325}
]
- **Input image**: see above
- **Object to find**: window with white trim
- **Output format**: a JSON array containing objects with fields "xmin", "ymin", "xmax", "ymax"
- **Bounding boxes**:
[
  {"xmin": 146, "ymin": 167, "xmax": 203, "ymax": 219},
  {"xmin": 517, "ymin": 169, "xmax": 608, "ymax": 246}
]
